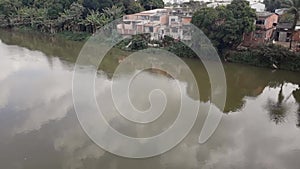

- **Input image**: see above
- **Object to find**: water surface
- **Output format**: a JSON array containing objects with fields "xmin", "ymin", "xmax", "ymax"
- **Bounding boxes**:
[{"xmin": 0, "ymin": 30, "xmax": 300, "ymax": 169}]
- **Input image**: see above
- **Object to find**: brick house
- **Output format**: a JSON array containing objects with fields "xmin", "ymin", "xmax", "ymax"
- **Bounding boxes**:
[
  {"xmin": 242, "ymin": 12, "xmax": 278, "ymax": 47},
  {"xmin": 117, "ymin": 8, "xmax": 193, "ymax": 41}
]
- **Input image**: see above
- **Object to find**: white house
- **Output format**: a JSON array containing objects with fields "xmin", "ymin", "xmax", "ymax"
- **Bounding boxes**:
[
  {"xmin": 250, "ymin": 2, "xmax": 265, "ymax": 12},
  {"xmin": 203, "ymin": 0, "xmax": 265, "ymax": 12}
]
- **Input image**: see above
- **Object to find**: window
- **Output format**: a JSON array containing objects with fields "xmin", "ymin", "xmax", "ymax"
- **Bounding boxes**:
[
  {"xmin": 151, "ymin": 16, "xmax": 160, "ymax": 21},
  {"xmin": 172, "ymin": 27, "xmax": 178, "ymax": 33},
  {"xmin": 171, "ymin": 18, "xmax": 176, "ymax": 22},
  {"xmin": 149, "ymin": 27, "xmax": 154, "ymax": 33},
  {"xmin": 254, "ymin": 33, "xmax": 263, "ymax": 38},
  {"xmin": 256, "ymin": 20, "xmax": 265, "ymax": 25}
]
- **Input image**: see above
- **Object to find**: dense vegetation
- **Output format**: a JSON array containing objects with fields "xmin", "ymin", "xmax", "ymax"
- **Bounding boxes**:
[
  {"xmin": 190, "ymin": 0, "xmax": 300, "ymax": 72},
  {"xmin": 192, "ymin": 0, "xmax": 256, "ymax": 53},
  {"xmin": 226, "ymin": 44, "xmax": 300, "ymax": 72},
  {"xmin": 1, "ymin": 0, "xmax": 300, "ymax": 72},
  {"xmin": 264, "ymin": 0, "xmax": 300, "ymax": 48},
  {"xmin": 0, "ymin": 0, "xmax": 164, "ymax": 40},
  {"xmin": 264, "ymin": 0, "xmax": 282, "ymax": 12}
]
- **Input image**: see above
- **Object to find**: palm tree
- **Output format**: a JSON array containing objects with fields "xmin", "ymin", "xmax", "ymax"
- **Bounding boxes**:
[
  {"xmin": 0, "ymin": 0, "xmax": 22, "ymax": 17},
  {"xmin": 17, "ymin": 7, "xmax": 36, "ymax": 27},
  {"xmin": 59, "ymin": 3, "xmax": 85, "ymax": 32},
  {"xmin": 102, "ymin": 5, "xmax": 124, "ymax": 20},
  {"xmin": 281, "ymin": 0, "xmax": 300, "ymax": 49},
  {"xmin": 85, "ymin": 10, "xmax": 110, "ymax": 33}
]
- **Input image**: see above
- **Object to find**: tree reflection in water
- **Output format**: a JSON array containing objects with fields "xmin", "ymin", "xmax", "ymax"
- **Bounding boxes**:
[
  {"xmin": 265, "ymin": 83, "xmax": 300, "ymax": 126},
  {"xmin": 265, "ymin": 83, "xmax": 289, "ymax": 125},
  {"xmin": 293, "ymin": 89, "xmax": 300, "ymax": 127}
]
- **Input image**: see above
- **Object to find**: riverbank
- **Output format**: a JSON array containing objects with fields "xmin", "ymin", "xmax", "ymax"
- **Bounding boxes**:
[
  {"xmin": 5, "ymin": 26, "xmax": 92, "ymax": 41},
  {"xmin": 2, "ymin": 28, "xmax": 300, "ymax": 72},
  {"xmin": 226, "ymin": 44, "xmax": 300, "ymax": 72}
]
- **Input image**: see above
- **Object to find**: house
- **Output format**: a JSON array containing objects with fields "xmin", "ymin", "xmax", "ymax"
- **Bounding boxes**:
[
  {"xmin": 272, "ymin": 8, "xmax": 300, "ymax": 50},
  {"xmin": 275, "ymin": 22, "xmax": 293, "ymax": 42},
  {"xmin": 250, "ymin": 2, "xmax": 265, "ymax": 12},
  {"xmin": 242, "ymin": 12, "xmax": 278, "ymax": 47},
  {"xmin": 117, "ymin": 8, "xmax": 193, "ymax": 41},
  {"xmin": 117, "ymin": 9, "xmax": 169, "ymax": 36},
  {"xmin": 205, "ymin": 0, "xmax": 265, "ymax": 12}
]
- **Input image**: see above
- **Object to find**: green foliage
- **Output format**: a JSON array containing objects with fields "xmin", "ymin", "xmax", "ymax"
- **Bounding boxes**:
[
  {"xmin": 82, "ymin": 0, "xmax": 112, "ymax": 11},
  {"xmin": 264, "ymin": 0, "xmax": 282, "ymax": 12},
  {"xmin": 182, "ymin": 1, "xmax": 204, "ymax": 11},
  {"xmin": 84, "ymin": 5, "xmax": 123, "ymax": 33},
  {"xmin": 139, "ymin": 0, "xmax": 164, "ymax": 10},
  {"xmin": 0, "ymin": 0, "xmax": 145, "ymax": 39},
  {"xmin": 278, "ymin": 0, "xmax": 300, "ymax": 48},
  {"xmin": 112, "ymin": 0, "xmax": 144, "ymax": 14},
  {"xmin": 102, "ymin": 5, "xmax": 124, "ymax": 20},
  {"xmin": 227, "ymin": 0, "xmax": 256, "ymax": 33},
  {"xmin": 0, "ymin": 0, "xmax": 22, "ymax": 16},
  {"xmin": 0, "ymin": 0, "xmax": 131, "ymax": 35},
  {"xmin": 166, "ymin": 41, "xmax": 196, "ymax": 58},
  {"xmin": 125, "ymin": 1, "xmax": 144, "ymax": 14},
  {"xmin": 85, "ymin": 9, "xmax": 110, "ymax": 29},
  {"xmin": 279, "ymin": 13, "xmax": 294, "ymax": 23},
  {"xmin": 129, "ymin": 34, "xmax": 150, "ymax": 50},
  {"xmin": 192, "ymin": 0, "xmax": 256, "ymax": 53},
  {"xmin": 227, "ymin": 44, "xmax": 300, "ymax": 71}
]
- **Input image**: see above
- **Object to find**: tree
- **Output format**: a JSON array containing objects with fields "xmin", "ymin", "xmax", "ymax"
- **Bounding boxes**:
[
  {"xmin": 192, "ymin": 0, "xmax": 256, "ymax": 53},
  {"xmin": 82, "ymin": 0, "xmax": 113, "ymax": 11},
  {"xmin": 125, "ymin": 1, "xmax": 144, "ymax": 14},
  {"xmin": 279, "ymin": 12, "xmax": 295, "ymax": 22},
  {"xmin": 226, "ymin": 0, "xmax": 256, "ymax": 36},
  {"xmin": 59, "ymin": 2, "xmax": 85, "ymax": 32},
  {"xmin": 102, "ymin": 5, "xmax": 124, "ymax": 20},
  {"xmin": 129, "ymin": 34, "xmax": 150, "ymax": 50},
  {"xmin": 281, "ymin": 0, "xmax": 300, "ymax": 49},
  {"xmin": 182, "ymin": 0, "xmax": 204, "ymax": 12},
  {"xmin": 60, "ymin": 2, "xmax": 85, "ymax": 20},
  {"xmin": 28, "ymin": 0, "xmax": 78, "ymax": 19},
  {"xmin": 265, "ymin": 83, "xmax": 288, "ymax": 125},
  {"xmin": 21, "ymin": 0, "xmax": 34, "ymax": 6},
  {"xmin": 0, "ymin": 0, "xmax": 22, "ymax": 17},
  {"xmin": 191, "ymin": 7, "xmax": 219, "ymax": 38},
  {"xmin": 139, "ymin": 0, "xmax": 164, "ymax": 10},
  {"xmin": 264, "ymin": 0, "xmax": 282, "ymax": 12},
  {"xmin": 85, "ymin": 9, "xmax": 110, "ymax": 33},
  {"xmin": 17, "ymin": 6, "xmax": 36, "ymax": 26}
]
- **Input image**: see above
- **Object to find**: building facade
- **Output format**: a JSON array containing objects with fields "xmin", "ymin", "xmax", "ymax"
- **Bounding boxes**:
[
  {"xmin": 242, "ymin": 12, "xmax": 278, "ymax": 47},
  {"xmin": 117, "ymin": 8, "xmax": 193, "ymax": 41}
]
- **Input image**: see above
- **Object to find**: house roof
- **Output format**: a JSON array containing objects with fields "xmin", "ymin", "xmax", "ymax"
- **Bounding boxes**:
[
  {"xmin": 277, "ymin": 22, "xmax": 294, "ymax": 29},
  {"xmin": 256, "ymin": 11, "xmax": 274, "ymax": 18},
  {"xmin": 140, "ymin": 9, "xmax": 167, "ymax": 14},
  {"xmin": 275, "ymin": 8, "xmax": 289, "ymax": 15}
]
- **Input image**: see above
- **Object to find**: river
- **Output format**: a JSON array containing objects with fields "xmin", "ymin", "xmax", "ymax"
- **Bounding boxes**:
[{"xmin": 0, "ymin": 29, "xmax": 300, "ymax": 169}]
